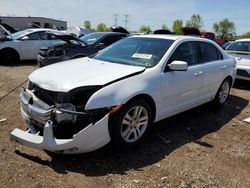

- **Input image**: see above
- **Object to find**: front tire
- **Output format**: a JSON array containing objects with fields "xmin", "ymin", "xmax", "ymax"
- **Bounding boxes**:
[
  {"xmin": 0, "ymin": 48, "xmax": 20, "ymax": 64},
  {"xmin": 109, "ymin": 99, "xmax": 153, "ymax": 148},
  {"xmin": 213, "ymin": 78, "xmax": 231, "ymax": 108}
]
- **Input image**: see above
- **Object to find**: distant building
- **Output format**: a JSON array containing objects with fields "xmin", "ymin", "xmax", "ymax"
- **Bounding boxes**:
[{"xmin": 0, "ymin": 16, "xmax": 67, "ymax": 30}]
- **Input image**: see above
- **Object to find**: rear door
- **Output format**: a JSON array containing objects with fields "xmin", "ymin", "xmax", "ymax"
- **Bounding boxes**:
[
  {"xmin": 42, "ymin": 32, "xmax": 62, "ymax": 48},
  {"xmin": 20, "ymin": 31, "xmax": 61, "ymax": 60},
  {"xmin": 159, "ymin": 41, "xmax": 204, "ymax": 118},
  {"xmin": 20, "ymin": 31, "xmax": 47, "ymax": 59},
  {"xmin": 198, "ymin": 42, "xmax": 225, "ymax": 101}
]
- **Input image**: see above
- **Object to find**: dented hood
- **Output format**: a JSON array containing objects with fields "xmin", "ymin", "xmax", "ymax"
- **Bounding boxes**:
[{"xmin": 29, "ymin": 57, "xmax": 145, "ymax": 92}]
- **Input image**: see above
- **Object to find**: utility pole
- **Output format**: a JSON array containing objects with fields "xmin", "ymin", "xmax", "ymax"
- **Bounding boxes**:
[
  {"xmin": 113, "ymin": 13, "xmax": 119, "ymax": 27},
  {"xmin": 124, "ymin": 14, "xmax": 129, "ymax": 29}
]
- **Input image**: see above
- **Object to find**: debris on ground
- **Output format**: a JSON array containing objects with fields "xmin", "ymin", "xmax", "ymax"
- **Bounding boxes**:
[{"xmin": 0, "ymin": 118, "xmax": 7, "ymax": 123}]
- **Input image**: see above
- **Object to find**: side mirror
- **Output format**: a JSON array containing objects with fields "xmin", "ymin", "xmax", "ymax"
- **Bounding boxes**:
[
  {"xmin": 20, "ymin": 36, "xmax": 29, "ymax": 41},
  {"xmin": 168, "ymin": 60, "xmax": 188, "ymax": 71},
  {"xmin": 96, "ymin": 43, "xmax": 105, "ymax": 50}
]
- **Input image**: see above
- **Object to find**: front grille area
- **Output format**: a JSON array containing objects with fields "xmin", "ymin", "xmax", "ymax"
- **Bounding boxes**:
[
  {"xmin": 33, "ymin": 87, "xmax": 69, "ymax": 105},
  {"xmin": 21, "ymin": 87, "xmax": 107, "ymax": 139},
  {"xmin": 20, "ymin": 89, "xmax": 54, "ymax": 125},
  {"xmin": 237, "ymin": 69, "xmax": 250, "ymax": 78}
]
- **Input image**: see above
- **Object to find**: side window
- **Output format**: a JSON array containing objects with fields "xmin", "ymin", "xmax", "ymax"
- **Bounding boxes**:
[
  {"xmin": 100, "ymin": 35, "xmax": 123, "ymax": 47},
  {"xmin": 199, "ymin": 42, "xmax": 222, "ymax": 63},
  {"xmin": 27, "ymin": 31, "xmax": 47, "ymax": 40},
  {"xmin": 47, "ymin": 33, "xmax": 57, "ymax": 40},
  {"xmin": 169, "ymin": 41, "xmax": 199, "ymax": 66}
]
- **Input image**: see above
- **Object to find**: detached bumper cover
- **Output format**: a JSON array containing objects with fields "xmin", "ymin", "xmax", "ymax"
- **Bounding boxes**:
[{"xmin": 11, "ymin": 114, "xmax": 111, "ymax": 154}]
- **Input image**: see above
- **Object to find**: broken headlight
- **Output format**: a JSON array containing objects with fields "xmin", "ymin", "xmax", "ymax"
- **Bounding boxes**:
[
  {"xmin": 53, "ymin": 86, "xmax": 103, "ymax": 124},
  {"xmin": 54, "ymin": 103, "xmax": 77, "ymax": 123}
]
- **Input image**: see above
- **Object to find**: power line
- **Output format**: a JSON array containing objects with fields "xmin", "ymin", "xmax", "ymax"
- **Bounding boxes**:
[
  {"xmin": 124, "ymin": 14, "xmax": 130, "ymax": 29},
  {"xmin": 113, "ymin": 13, "xmax": 119, "ymax": 27}
]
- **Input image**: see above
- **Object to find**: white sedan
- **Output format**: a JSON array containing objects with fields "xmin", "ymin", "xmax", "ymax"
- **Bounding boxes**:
[
  {"xmin": 0, "ymin": 28, "xmax": 63, "ymax": 62},
  {"xmin": 11, "ymin": 35, "xmax": 236, "ymax": 154},
  {"xmin": 226, "ymin": 38, "xmax": 250, "ymax": 81}
]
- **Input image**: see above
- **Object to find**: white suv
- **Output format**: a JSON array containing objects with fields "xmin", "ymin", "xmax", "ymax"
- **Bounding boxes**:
[{"xmin": 11, "ymin": 35, "xmax": 236, "ymax": 154}]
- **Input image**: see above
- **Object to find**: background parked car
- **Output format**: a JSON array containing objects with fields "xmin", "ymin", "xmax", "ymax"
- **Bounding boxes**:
[
  {"xmin": 222, "ymin": 41, "xmax": 233, "ymax": 50},
  {"xmin": 37, "ymin": 31, "xmax": 127, "ymax": 67},
  {"xmin": 0, "ymin": 28, "xmax": 64, "ymax": 63},
  {"xmin": 226, "ymin": 39, "xmax": 250, "ymax": 81}
]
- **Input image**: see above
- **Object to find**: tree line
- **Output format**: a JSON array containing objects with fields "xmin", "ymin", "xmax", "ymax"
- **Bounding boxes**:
[{"xmin": 83, "ymin": 14, "xmax": 248, "ymax": 41}]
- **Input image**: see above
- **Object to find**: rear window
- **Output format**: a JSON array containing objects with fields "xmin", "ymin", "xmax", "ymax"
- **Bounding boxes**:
[
  {"xmin": 199, "ymin": 42, "xmax": 223, "ymax": 63},
  {"xmin": 80, "ymin": 32, "xmax": 106, "ymax": 45}
]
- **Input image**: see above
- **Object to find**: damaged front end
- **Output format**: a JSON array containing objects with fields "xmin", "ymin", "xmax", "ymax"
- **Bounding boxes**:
[{"xmin": 11, "ymin": 84, "xmax": 112, "ymax": 154}]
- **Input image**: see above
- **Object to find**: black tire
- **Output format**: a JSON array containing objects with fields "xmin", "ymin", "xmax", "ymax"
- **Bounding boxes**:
[
  {"xmin": 0, "ymin": 48, "xmax": 20, "ymax": 64},
  {"xmin": 213, "ymin": 78, "xmax": 231, "ymax": 108},
  {"xmin": 109, "ymin": 99, "xmax": 153, "ymax": 148}
]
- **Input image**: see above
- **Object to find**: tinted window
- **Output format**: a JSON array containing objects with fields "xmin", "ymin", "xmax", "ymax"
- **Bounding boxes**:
[
  {"xmin": 80, "ymin": 32, "xmax": 106, "ymax": 45},
  {"xmin": 169, "ymin": 42, "xmax": 199, "ymax": 66},
  {"xmin": 200, "ymin": 42, "xmax": 222, "ymax": 63},
  {"xmin": 27, "ymin": 31, "xmax": 47, "ymax": 40},
  {"xmin": 100, "ymin": 35, "xmax": 125, "ymax": 46},
  {"xmin": 227, "ymin": 41, "xmax": 250, "ymax": 52}
]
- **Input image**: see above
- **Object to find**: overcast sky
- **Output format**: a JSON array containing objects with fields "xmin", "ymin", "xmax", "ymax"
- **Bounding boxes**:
[{"xmin": 0, "ymin": 0, "xmax": 249, "ymax": 34}]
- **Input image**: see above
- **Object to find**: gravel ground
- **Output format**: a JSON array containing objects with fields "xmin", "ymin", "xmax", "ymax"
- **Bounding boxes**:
[{"xmin": 0, "ymin": 62, "xmax": 249, "ymax": 188}]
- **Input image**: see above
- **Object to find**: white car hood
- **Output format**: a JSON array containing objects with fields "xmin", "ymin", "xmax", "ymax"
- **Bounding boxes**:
[{"xmin": 29, "ymin": 57, "xmax": 145, "ymax": 92}]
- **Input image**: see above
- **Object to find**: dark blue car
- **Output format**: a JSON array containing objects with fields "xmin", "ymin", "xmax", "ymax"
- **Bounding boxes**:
[{"xmin": 37, "ymin": 31, "xmax": 127, "ymax": 67}]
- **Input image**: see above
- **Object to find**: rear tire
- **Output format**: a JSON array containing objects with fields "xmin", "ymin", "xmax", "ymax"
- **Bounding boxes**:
[
  {"xmin": 213, "ymin": 78, "xmax": 231, "ymax": 108},
  {"xmin": 109, "ymin": 99, "xmax": 153, "ymax": 148}
]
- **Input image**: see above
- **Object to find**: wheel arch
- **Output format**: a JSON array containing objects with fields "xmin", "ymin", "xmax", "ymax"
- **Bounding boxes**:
[
  {"xmin": 124, "ymin": 93, "xmax": 156, "ymax": 122},
  {"xmin": 0, "ymin": 47, "xmax": 20, "ymax": 60},
  {"xmin": 72, "ymin": 54, "xmax": 86, "ymax": 59},
  {"xmin": 224, "ymin": 75, "xmax": 233, "ymax": 87}
]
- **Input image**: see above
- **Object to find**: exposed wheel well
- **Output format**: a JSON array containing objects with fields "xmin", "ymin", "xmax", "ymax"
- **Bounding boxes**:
[
  {"xmin": 126, "ymin": 94, "xmax": 156, "ymax": 122},
  {"xmin": 0, "ymin": 47, "xmax": 20, "ymax": 60},
  {"xmin": 224, "ymin": 76, "xmax": 233, "ymax": 87},
  {"xmin": 73, "ymin": 54, "xmax": 86, "ymax": 59}
]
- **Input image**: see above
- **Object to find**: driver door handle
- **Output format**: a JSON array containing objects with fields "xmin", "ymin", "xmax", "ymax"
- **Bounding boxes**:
[
  {"xmin": 194, "ymin": 71, "xmax": 203, "ymax": 76},
  {"xmin": 221, "ymin": 65, "xmax": 227, "ymax": 69}
]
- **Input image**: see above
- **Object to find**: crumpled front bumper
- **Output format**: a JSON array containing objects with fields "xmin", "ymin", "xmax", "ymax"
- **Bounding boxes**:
[
  {"xmin": 11, "ymin": 114, "xmax": 111, "ymax": 154},
  {"xmin": 10, "ymin": 89, "xmax": 111, "ymax": 154}
]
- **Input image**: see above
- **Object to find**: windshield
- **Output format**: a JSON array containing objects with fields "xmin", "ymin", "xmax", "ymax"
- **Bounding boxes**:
[
  {"xmin": 94, "ymin": 37, "xmax": 174, "ymax": 67},
  {"xmin": 10, "ymin": 29, "xmax": 34, "ymax": 39},
  {"xmin": 80, "ymin": 32, "xmax": 106, "ymax": 45},
  {"xmin": 227, "ymin": 41, "xmax": 250, "ymax": 52}
]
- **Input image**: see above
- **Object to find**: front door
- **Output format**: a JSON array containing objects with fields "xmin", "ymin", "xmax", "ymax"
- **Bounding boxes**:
[{"xmin": 159, "ymin": 41, "xmax": 204, "ymax": 118}]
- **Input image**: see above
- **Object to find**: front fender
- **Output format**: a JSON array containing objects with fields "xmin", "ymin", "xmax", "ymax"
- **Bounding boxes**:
[{"xmin": 85, "ymin": 70, "xmax": 160, "ymax": 110}]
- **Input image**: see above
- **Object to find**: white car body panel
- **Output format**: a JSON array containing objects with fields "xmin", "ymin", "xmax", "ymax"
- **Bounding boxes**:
[
  {"xmin": 236, "ymin": 60, "xmax": 250, "ymax": 81},
  {"xmin": 11, "ymin": 35, "xmax": 237, "ymax": 154}
]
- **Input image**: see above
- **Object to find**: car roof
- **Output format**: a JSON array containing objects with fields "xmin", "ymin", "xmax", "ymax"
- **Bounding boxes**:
[
  {"xmin": 94, "ymin": 32, "xmax": 127, "ymax": 35},
  {"xmin": 130, "ymin": 34, "xmax": 208, "ymax": 41},
  {"xmin": 235, "ymin": 38, "xmax": 250, "ymax": 42},
  {"xmin": 27, "ymin": 28, "xmax": 58, "ymax": 32}
]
